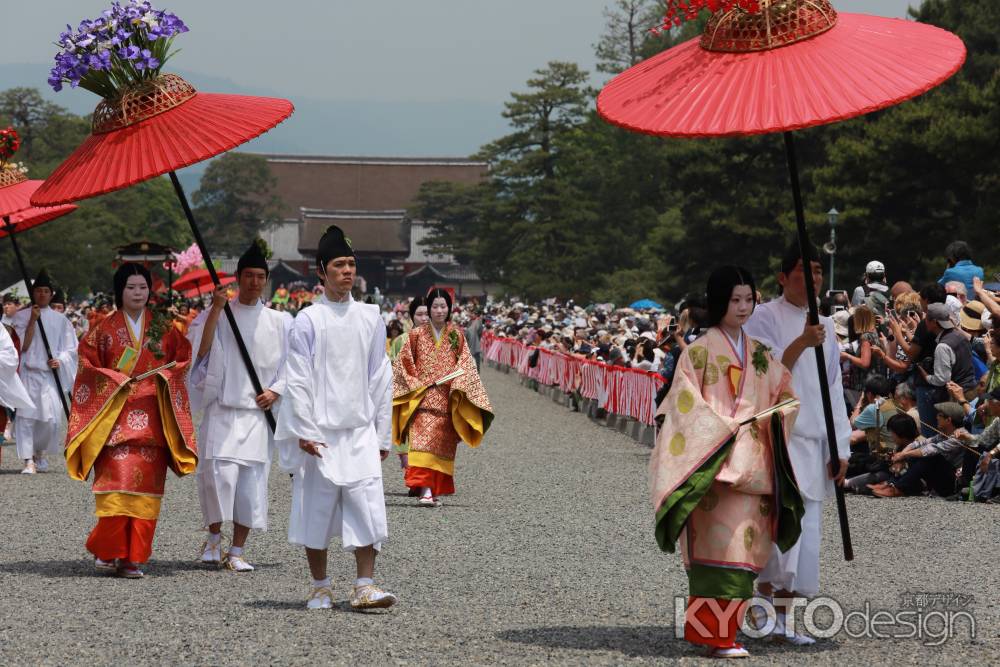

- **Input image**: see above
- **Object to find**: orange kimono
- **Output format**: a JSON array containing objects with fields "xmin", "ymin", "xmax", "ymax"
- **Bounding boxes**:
[
  {"xmin": 391, "ymin": 322, "xmax": 493, "ymax": 496},
  {"xmin": 65, "ymin": 310, "xmax": 197, "ymax": 564}
]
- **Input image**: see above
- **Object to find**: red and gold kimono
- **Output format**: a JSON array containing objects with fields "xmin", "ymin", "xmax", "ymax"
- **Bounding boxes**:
[
  {"xmin": 392, "ymin": 322, "xmax": 493, "ymax": 496},
  {"xmin": 65, "ymin": 309, "xmax": 197, "ymax": 564}
]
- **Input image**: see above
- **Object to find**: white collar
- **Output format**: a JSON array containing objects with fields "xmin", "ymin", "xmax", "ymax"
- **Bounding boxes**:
[
  {"xmin": 321, "ymin": 293, "xmax": 353, "ymax": 307},
  {"xmin": 124, "ymin": 310, "xmax": 144, "ymax": 341}
]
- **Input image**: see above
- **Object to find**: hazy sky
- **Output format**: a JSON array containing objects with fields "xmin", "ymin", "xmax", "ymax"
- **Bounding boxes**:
[{"xmin": 12, "ymin": 0, "xmax": 916, "ymax": 103}]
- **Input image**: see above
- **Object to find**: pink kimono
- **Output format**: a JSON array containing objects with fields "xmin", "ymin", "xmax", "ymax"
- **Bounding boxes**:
[{"xmin": 650, "ymin": 327, "xmax": 803, "ymax": 648}]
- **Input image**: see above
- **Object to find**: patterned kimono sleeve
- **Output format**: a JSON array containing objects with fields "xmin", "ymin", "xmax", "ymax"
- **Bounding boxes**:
[
  {"xmin": 390, "ymin": 331, "xmax": 424, "ymax": 446},
  {"xmin": 391, "ymin": 329, "xmax": 423, "ymax": 399}
]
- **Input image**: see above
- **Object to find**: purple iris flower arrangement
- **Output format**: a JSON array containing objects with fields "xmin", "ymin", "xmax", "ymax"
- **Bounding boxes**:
[{"xmin": 48, "ymin": 1, "xmax": 188, "ymax": 98}]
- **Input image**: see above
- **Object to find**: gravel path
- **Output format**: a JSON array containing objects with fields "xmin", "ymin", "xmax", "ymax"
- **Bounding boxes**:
[{"xmin": 0, "ymin": 366, "xmax": 996, "ymax": 665}]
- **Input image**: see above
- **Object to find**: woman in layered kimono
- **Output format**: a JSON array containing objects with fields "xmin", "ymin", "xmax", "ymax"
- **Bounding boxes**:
[
  {"xmin": 65, "ymin": 263, "xmax": 197, "ymax": 578},
  {"xmin": 650, "ymin": 266, "xmax": 803, "ymax": 658},
  {"xmin": 388, "ymin": 297, "xmax": 429, "ymax": 475},
  {"xmin": 392, "ymin": 288, "xmax": 493, "ymax": 507}
]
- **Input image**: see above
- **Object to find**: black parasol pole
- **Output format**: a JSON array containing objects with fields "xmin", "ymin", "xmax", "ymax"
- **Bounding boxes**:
[
  {"xmin": 782, "ymin": 132, "xmax": 853, "ymax": 561},
  {"xmin": 2, "ymin": 217, "xmax": 71, "ymax": 419},
  {"xmin": 167, "ymin": 172, "xmax": 276, "ymax": 433}
]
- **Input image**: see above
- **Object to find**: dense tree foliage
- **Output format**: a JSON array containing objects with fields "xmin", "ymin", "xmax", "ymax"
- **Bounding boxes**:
[{"xmin": 412, "ymin": 0, "xmax": 998, "ymax": 303}]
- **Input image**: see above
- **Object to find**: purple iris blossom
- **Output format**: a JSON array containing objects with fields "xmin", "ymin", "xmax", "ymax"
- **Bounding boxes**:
[
  {"xmin": 134, "ymin": 48, "xmax": 160, "ymax": 71},
  {"xmin": 49, "ymin": 1, "xmax": 187, "ymax": 92},
  {"xmin": 117, "ymin": 45, "xmax": 141, "ymax": 60}
]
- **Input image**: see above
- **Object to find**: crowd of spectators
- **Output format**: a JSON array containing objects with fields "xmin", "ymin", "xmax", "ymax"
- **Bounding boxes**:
[{"xmin": 3, "ymin": 239, "xmax": 998, "ymax": 502}]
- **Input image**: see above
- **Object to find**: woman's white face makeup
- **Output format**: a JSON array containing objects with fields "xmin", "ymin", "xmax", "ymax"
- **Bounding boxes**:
[
  {"xmin": 722, "ymin": 284, "xmax": 755, "ymax": 329},
  {"xmin": 122, "ymin": 275, "xmax": 150, "ymax": 312},
  {"xmin": 430, "ymin": 297, "xmax": 449, "ymax": 325}
]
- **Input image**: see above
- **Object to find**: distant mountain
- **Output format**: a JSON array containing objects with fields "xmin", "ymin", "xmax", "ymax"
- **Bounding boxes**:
[{"xmin": 1, "ymin": 63, "xmax": 511, "ymax": 189}]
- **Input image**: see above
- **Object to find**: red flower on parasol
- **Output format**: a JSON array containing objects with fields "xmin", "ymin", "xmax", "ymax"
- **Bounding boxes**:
[{"xmin": 0, "ymin": 128, "xmax": 37, "ymax": 218}]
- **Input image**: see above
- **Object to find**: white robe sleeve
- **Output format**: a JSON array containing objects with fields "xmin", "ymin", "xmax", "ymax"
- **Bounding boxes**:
[
  {"xmin": 268, "ymin": 312, "xmax": 293, "ymax": 397},
  {"xmin": 0, "ymin": 325, "xmax": 33, "ymax": 411},
  {"xmin": 367, "ymin": 317, "xmax": 392, "ymax": 451},
  {"xmin": 743, "ymin": 305, "xmax": 784, "ymax": 361},
  {"xmin": 273, "ymin": 314, "xmax": 321, "ymax": 472},
  {"xmin": 185, "ymin": 309, "xmax": 216, "ymax": 414}
]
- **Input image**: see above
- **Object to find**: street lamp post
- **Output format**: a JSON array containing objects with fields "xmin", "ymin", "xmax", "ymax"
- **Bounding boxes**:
[{"xmin": 826, "ymin": 207, "xmax": 839, "ymax": 291}]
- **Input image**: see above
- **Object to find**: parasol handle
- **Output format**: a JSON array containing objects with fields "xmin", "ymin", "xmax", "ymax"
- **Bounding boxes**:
[
  {"xmin": 783, "ymin": 132, "xmax": 854, "ymax": 562},
  {"xmin": 2, "ymin": 218, "xmax": 71, "ymax": 419},
  {"xmin": 168, "ymin": 172, "xmax": 276, "ymax": 433}
]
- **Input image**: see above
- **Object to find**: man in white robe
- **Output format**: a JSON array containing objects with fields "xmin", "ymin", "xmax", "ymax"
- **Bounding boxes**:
[
  {"xmin": 0, "ymin": 323, "xmax": 35, "ymax": 447},
  {"xmin": 275, "ymin": 225, "xmax": 397, "ymax": 611},
  {"xmin": 188, "ymin": 240, "xmax": 291, "ymax": 572},
  {"xmin": 10, "ymin": 270, "xmax": 77, "ymax": 474},
  {"xmin": 744, "ymin": 241, "xmax": 852, "ymax": 645}
]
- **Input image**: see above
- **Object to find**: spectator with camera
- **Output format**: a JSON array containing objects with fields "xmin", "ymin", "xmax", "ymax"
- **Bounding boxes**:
[
  {"xmin": 918, "ymin": 302, "xmax": 977, "ymax": 398},
  {"xmin": 846, "ymin": 413, "xmax": 921, "ymax": 495},
  {"xmin": 872, "ymin": 402, "xmax": 968, "ymax": 497},
  {"xmin": 846, "ymin": 374, "xmax": 895, "ymax": 477}
]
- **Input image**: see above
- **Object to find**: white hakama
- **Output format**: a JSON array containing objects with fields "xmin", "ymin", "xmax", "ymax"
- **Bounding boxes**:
[
  {"xmin": 188, "ymin": 300, "xmax": 292, "ymax": 531},
  {"xmin": 289, "ymin": 458, "xmax": 388, "ymax": 551},
  {"xmin": 197, "ymin": 458, "xmax": 270, "ymax": 530},
  {"xmin": 274, "ymin": 295, "xmax": 393, "ymax": 553},
  {"xmin": 10, "ymin": 307, "xmax": 76, "ymax": 461},
  {"xmin": 745, "ymin": 298, "xmax": 852, "ymax": 597}
]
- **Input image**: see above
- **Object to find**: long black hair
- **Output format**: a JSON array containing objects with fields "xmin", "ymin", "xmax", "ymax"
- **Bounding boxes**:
[
  {"xmin": 426, "ymin": 288, "xmax": 453, "ymax": 320},
  {"xmin": 408, "ymin": 296, "xmax": 428, "ymax": 321},
  {"xmin": 706, "ymin": 265, "xmax": 756, "ymax": 328},
  {"xmin": 113, "ymin": 263, "xmax": 152, "ymax": 309}
]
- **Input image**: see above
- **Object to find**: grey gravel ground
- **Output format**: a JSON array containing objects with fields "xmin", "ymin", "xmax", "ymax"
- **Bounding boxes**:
[{"xmin": 0, "ymin": 365, "xmax": 997, "ymax": 665}]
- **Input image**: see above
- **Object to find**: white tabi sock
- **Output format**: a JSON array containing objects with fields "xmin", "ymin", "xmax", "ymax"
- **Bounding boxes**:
[
  {"xmin": 355, "ymin": 577, "xmax": 374, "ymax": 587},
  {"xmin": 229, "ymin": 546, "xmax": 243, "ymax": 557},
  {"xmin": 313, "ymin": 578, "xmax": 331, "ymax": 589},
  {"xmin": 208, "ymin": 532, "xmax": 222, "ymax": 545}
]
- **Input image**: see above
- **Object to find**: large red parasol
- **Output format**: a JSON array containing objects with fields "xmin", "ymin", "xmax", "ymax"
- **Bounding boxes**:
[
  {"xmin": 0, "ymin": 177, "xmax": 39, "ymax": 218},
  {"xmin": 2, "ymin": 195, "xmax": 79, "ymax": 418},
  {"xmin": 172, "ymin": 268, "xmax": 234, "ymax": 293},
  {"xmin": 598, "ymin": 0, "xmax": 966, "ymax": 561},
  {"xmin": 32, "ymin": 39, "xmax": 294, "ymax": 433},
  {"xmin": 179, "ymin": 278, "xmax": 234, "ymax": 299},
  {"xmin": 597, "ymin": 12, "xmax": 966, "ymax": 138},
  {"xmin": 30, "ymin": 75, "xmax": 292, "ymax": 206},
  {"xmin": 1, "ymin": 203, "xmax": 78, "ymax": 237}
]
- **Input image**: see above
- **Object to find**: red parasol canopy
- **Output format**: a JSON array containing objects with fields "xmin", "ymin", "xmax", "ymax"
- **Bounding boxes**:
[
  {"xmin": 179, "ymin": 280, "xmax": 234, "ymax": 299},
  {"xmin": 30, "ymin": 75, "xmax": 293, "ymax": 206},
  {"xmin": 173, "ymin": 268, "xmax": 234, "ymax": 293},
  {"xmin": 0, "ymin": 176, "xmax": 47, "ymax": 218},
  {"xmin": 0, "ymin": 203, "xmax": 78, "ymax": 237},
  {"xmin": 597, "ymin": 12, "xmax": 966, "ymax": 138}
]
